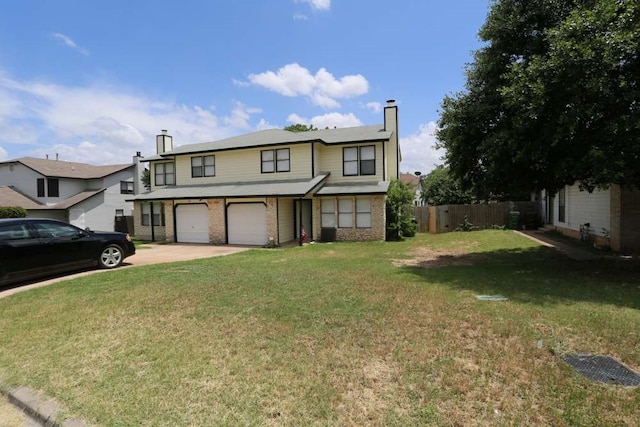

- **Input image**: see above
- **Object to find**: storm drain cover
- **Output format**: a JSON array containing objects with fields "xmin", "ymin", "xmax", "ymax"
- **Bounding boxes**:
[
  {"xmin": 475, "ymin": 295, "xmax": 508, "ymax": 301},
  {"xmin": 563, "ymin": 353, "xmax": 640, "ymax": 386}
]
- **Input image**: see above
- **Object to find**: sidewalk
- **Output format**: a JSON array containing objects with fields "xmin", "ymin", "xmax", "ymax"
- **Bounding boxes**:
[{"xmin": 515, "ymin": 229, "xmax": 603, "ymax": 261}]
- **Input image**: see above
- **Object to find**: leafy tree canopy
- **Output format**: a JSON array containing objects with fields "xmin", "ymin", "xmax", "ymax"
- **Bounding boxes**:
[
  {"xmin": 437, "ymin": 0, "xmax": 640, "ymax": 197},
  {"xmin": 420, "ymin": 165, "xmax": 474, "ymax": 205},
  {"xmin": 284, "ymin": 123, "xmax": 318, "ymax": 132}
]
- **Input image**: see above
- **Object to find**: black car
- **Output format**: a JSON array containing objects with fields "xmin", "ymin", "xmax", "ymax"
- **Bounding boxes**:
[{"xmin": 0, "ymin": 218, "xmax": 135, "ymax": 286}]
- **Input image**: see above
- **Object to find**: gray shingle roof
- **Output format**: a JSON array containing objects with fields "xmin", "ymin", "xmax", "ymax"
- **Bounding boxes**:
[
  {"xmin": 0, "ymin": 186, "xmax": 43, "ymax": 209},
  {"xmin": 1, "ymin": 157, "xmax": 133, "ymax": 179},
  {"xmin": 143, "ymin": 125, "xmax": 391, "ymax": 160},
  {"xmin": 130, "ymin": 174, "xmax": 331, "ymax": 201},
  {"xmin": 314, "ymin": 181, "xmax": 390, "ymax": 195},
  {"xmin": 0, "ymin": 186, "xmax": 106, "ymax": 210}
]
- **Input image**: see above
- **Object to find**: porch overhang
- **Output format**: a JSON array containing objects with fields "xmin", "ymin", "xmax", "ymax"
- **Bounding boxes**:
[
  {"xmin": 314, "ymin": 181, "xmax": 390, "ymax": 196},
  {"xmin": 128, "ymin": 173, "xmax": 330, "ymax": 202}
]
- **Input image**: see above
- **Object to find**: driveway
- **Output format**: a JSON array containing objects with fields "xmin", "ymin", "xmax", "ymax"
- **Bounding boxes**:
[{"xmin": 0, "ymin": 243, "xmax": 250, "ymax": 299}]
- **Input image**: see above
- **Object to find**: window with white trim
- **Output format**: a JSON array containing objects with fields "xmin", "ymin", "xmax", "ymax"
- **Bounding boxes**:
[
  {"xmin": 261, "ymin": 148, "xmax": 290, "ymax": 173},
  {"xmin": 155, "ymin": 162, "xmax": 175, "ymax": 186},
  {"xmin": 356, "ymin": 198, "xmax": 372, "ymax": 228},
  {"xmin": 321, "ymin": 199, "xmax": 336, "ymax": 228},
  {"xmin": 141, "ymin": 202, "xmax": 165, "ymax": 226},
  {"xmin": 343, "ymin": 146, "xmax": 375, "ymax": 176},
  {"xmin": 191, "ymin": 155, "xmax": 215, "ymax": 178},
  {"xmin": 338, "ymin": 199, "xmax": 353, "ymax": 228}
]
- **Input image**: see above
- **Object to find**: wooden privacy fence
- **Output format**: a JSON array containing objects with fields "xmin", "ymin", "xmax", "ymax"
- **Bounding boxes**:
[{"xmin": 414, "ymin": 201, "xmax": 539, "ymax": 234}]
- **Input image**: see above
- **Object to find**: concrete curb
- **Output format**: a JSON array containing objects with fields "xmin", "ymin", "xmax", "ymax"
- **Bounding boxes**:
[{"xmin": 1, "ymin": 383, "xmax": 85, "ymax": 427}]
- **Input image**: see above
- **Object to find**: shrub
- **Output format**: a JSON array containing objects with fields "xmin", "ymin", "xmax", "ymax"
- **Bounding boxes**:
[{"xmin": 0, "ymin": 207, "xmax": 27, "ymax": 218}]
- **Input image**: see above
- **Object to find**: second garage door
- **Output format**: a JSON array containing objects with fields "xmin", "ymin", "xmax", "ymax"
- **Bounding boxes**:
[
  {"xmin": 227, "ymin": 203, "xmax": 267, "ymax": 245},
  {"xmin": 176, "ymin": 204, "xmax": 209, "ymax": 243}
]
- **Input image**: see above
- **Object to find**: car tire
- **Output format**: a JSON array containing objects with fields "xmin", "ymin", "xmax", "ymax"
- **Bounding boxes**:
[{"xmin": 99, "ymin": 244, "xmax": 124, "ymax": 269}]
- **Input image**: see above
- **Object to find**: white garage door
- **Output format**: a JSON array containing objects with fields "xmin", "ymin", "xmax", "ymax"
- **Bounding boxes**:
[
  {"xmin": 176, "ymin": 204, "xmax": 209, "ymax": 243},
  {"xmin": 228, "ymin": 203, "xmax": 267, "ymax": 245}
]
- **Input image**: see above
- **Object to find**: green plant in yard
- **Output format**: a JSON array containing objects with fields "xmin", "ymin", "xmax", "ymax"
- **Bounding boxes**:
[
  {"xmin": 0, "ymin": 206, "xmax": 27, "ymax": 218},
  {"xmin": 455, "ymin": 215, "xmax": 479, "ymax": 231},
  {"xmin": 385, "ymin": 179, "xmax": 417, "ymax": 240},
  {"xmin": 0, "ymin": 231, "xmax": 639, "ymax": 425}
]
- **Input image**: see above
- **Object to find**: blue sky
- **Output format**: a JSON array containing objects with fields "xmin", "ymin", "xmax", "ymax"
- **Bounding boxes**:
[{"xmin": 0, "ymin": 0, "xmax": 489, "ymax": 174}]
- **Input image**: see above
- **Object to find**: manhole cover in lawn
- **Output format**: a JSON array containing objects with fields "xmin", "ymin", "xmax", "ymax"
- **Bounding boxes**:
[{"xmin": 563, "ymin": 353, "xmax": 640, "ymax": 386}]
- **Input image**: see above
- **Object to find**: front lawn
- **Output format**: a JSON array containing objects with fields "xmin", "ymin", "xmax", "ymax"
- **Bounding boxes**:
[{"xmin": 1, "ymin": 231, "xmax": 639, "ymax": 425}]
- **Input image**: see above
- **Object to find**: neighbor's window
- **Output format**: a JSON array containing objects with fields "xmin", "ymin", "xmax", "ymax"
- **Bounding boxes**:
[
  {"xmin": 321, "ymin": 199, "xmax": 336, "ymax": 228},
  {"xmin": 261, "ymin": 148, "xmax": 290, "ymax": 173},
  {"xmin": 37, "ymin": 178, "xmax": 45, "ymax": 197},
  {"xmin": 115, "ymin": 209, "xmax": 124, "ymax": 217},
  {"xmin": 343, "ymin": 146, "xmax": 375, "ymax": 176},
  {"xmin": 356, "ymin": 198, "xmax": 372, "ymax": 228},
  {"xmin": 141, "ymin": 202, "xmax": 165, "ymax": 226},
  {"xmin": 120, "ymin": 181, "xmax": 134, "ymax": 194},
  {"xmin": 338, "ymin": 199, "xmax": 353, "ymax": 228},
  {"xmin": 191, "ymin": 155, "xmax": 215, "ymax": 178},
  {"xmin": 155, "ymin": 162, "xmax": 175, "ymax": 186},
  {"xmin": 47, "ymin": 178, "xmax": 59, "ymax": 197}
]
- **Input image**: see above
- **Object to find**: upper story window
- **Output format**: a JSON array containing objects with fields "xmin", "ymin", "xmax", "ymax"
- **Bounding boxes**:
[
  {"xmin": 155, "ymin": 162, "xmax": 175, "ymax": 186},
  {"xmin": 120, "ymin": 181, "xmax": 134, "ymax": 194},
  {"xmin": 191, "ymin": 155, "xmax": 215, "ymax": 178},
  {"xmin": 343, "ymin": 146, "xmax": 375, "ymax": 176},
  {"xmin": 261, "ymin": 148, "xmax": 290, "ymax": 173},
  {"xmin": 47, "ymin": 178, "xmax": 59, "ymax": 197},
  {"xmin": 37, "ymin": 178, "xmax": 45, "ymax": 197}
]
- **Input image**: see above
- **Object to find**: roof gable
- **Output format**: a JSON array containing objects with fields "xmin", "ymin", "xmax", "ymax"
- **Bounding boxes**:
[{"xmin": 2, "ymin": 157, "xmax": 133, "ymax": 179}]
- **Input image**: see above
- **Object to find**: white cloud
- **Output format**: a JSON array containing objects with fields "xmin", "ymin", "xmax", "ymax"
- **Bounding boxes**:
[
  {"xmin": 287, "ymin": 112, "xmax": 363, "ymax": 129},
  {"xmin": 223, "ymin": 102, "xmax": 263, "ymax": 129},
  {"xmin": 362, "ymin": 101, "xmax": 382, "ymax": 113},
  {"xmin": 51, "ymin": 33, "xmax": 89, "ymax": 56},
  {"xmin": 293, "ymin": 13, "xmax": 309, "ymax": 20},
  {"xmin": 245, "ymin": 63, "xmax": 368, "ymax": 108},
  {"xmin": 399, "ymin": 121, "xmax": 443, "ymax": 175},
  {"xmin": 299, "ymin": 0, "xmax": 331, "ymax": 10},
  {"xmin": 0, "ymin": 72, "xmax": 269, "ymax": 164},
  {"xmin": 0, "ymin": 146, "xmax": 7, "ymax": 161}
]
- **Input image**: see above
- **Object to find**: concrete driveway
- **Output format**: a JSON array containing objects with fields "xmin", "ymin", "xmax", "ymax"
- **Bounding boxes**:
[{"xmin": 0, "ymin": 243, "xmax": 250, "ymax": 299}]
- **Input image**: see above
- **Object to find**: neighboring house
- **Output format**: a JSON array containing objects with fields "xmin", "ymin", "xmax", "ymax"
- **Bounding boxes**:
[
  {"xmin": 130, "ymin": 100, "xmax": 401, "ymax": 245},
  {"xmin": 400, "ymin": 172, "xmax": 423, "ymax": 206},
  {"xmin": 0, "ymin": 155, "xmax": 144, "ymax": 232},
  {"xmin": 540, "ymin": 183, "xmax": 640, "ymax": 253}
]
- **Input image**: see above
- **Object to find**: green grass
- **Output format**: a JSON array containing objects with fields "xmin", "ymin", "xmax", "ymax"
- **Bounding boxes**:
[{"xmin": 1, "ymin": 230, "xmax": 639, "ymax": 426}]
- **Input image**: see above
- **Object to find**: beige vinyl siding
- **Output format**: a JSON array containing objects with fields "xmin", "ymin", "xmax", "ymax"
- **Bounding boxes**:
[
  {"xmin": 317, "ymin": 143, "xmax": 384, "ymax": 184},
  {"xmin": 174, "ymin": 144, "xmax": 312, "ymax": 185},
  {"xmin": 278, "ymin": 198, "xmax": 295, "ymax": 243}
]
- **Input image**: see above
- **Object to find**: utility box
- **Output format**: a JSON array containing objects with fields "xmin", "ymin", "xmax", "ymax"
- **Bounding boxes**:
[{"xmin": 321, "ymin": 227, "xmax": 336, "ymax": 242}]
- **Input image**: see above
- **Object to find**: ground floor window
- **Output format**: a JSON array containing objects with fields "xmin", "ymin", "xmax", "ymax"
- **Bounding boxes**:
[
  {"xmin": 338, "ymin": 199, "xmax": 353, "ymax": 228},
  {"xmin": 141, "ymin": 202, "xmax": 165, "ymax": 226},
  {"xmin": 321, "ymin": 199, "xmax": 335, "ymax": 227},
  {"xmin": 356, "ymin": 198, "xmax": 372, "ymax": 228}
]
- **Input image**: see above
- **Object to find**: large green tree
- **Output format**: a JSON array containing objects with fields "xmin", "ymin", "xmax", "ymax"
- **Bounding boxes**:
[
  {"xmin": 438, "ymin": 0, "xmax": 640, "ymax": 197},
  {"xmin": 420, "ymin": 165, "xmax": 474, "ymax": 205}
]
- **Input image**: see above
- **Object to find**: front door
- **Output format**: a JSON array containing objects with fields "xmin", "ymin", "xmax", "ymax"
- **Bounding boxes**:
[{"xmin": 295, "ymin": 199, "xmax": 312, "ymax": 241}]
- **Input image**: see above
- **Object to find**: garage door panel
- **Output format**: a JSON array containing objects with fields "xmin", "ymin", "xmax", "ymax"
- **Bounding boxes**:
[
  {"xmin": 228, "ymin": 203, "xmax": 267, "ymax": 245},
  {"xmin": 176, "ymin": 204, "xmax": 209, "ymax": 243}
]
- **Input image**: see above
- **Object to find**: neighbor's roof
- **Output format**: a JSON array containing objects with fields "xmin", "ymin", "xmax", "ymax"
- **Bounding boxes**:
[
  {"xmin": 0, "ymin": 186, "xmax": 105, "ymax": 210},
  {"xmin": 400, "ymin": 173, "xmax": 420, "ymax": 187},
  {"xmin": 143, "ymin": 125, "xmax": 392, "ymax": 160},
  {"xmin": 0, "ymin": 186, "xmax": 43, "ymax": 209},
  {"xmin": 314, "ymin": 181, "xmax": 390, "ymax": 196},
  {"xmin": 129, "ymin": 174, "xmax": 331, "ymax": 201},
  {"xmin": 1, "ymin": 157, "xmax": 133, "ymax": 179}
]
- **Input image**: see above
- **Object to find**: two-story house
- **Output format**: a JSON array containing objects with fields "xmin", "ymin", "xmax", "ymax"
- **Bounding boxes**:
[
  {"xmin": 0, "ymin": 155, "xmax": 143, "ymax": 232},
  {"xmin": 131, "ymin": 100, "xmax": 401, "ymax": 246}
]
